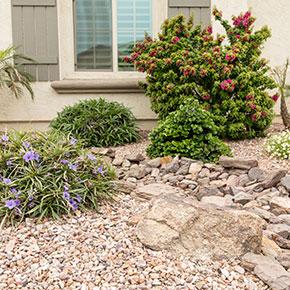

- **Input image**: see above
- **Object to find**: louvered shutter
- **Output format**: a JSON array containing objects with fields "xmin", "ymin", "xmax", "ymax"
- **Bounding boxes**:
[{"xmin": 11, "ymin": 0, "xmax": 59, "ymax": 81}]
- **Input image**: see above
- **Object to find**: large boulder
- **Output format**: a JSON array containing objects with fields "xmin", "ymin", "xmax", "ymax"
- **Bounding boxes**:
[{"xmin": 136, "ymin": 195, "xmax": 264, "ymax": 259}]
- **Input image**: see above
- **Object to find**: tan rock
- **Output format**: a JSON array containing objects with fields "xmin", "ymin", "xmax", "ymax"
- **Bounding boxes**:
[
  {"xmin": 270, "ymin": 196, "xmax": 290, "ymax": 215},
  {"xmin": 136, "ymin": 195, "xmax": 264, "ymax": 259},
  {"xmin": 261, "ymin": 235, "xmax": 281, "ymax": 258},
  {"xmin": 134, "ymin": 183, "xmax": 183, "ymax": 201}
]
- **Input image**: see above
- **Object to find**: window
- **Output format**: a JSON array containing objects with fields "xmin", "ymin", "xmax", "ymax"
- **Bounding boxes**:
[{"xmin": 75, "ymin": 0, "xmax": 152, "ymax": 72}]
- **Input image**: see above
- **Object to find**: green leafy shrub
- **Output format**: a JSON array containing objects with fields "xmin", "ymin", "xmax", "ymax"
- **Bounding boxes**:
[
  {"xmin": 266, "ymin": 131, "xmax": 290, "ymax": 159},
  {"xmin": 0, "ymin": 130, "xmax": 115, "ymax": 226},
  {"xmin": 146, "ymin": 101, "xmax": 231, "ymax": 162},
  {"xmin": 126, "ymin": 10, "xmax": 277, "ymax": 139},
  {"xmin": 50, "ymin": 98, "xmax": 140, "ymax": 147}
]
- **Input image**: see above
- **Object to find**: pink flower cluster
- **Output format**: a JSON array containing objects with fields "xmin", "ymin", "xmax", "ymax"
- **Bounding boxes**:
[
  {"xmin": 172, "ymin": 36, "xmax": 180, "ymax": 44},
  {"xmin": 245, "ymin": 94, "xmax": 254, "ymax": 100},
  {"xmin": 220, "ymin": 79, "xmax": 235, "ymax": 92},
  {"xmin": 271, "ymin": 94, "xmax": 279, "ymax": 102},
  {"xmin": 202, "ymin": 95, "xmax": 211, "ymax": 101},
  {"xmin": 233, "ymin": 11, "xmax": 252, "ymax": 28},
  {"xmin": 225, "ymin": 53, "xmax": 236, "ymax": 62}
]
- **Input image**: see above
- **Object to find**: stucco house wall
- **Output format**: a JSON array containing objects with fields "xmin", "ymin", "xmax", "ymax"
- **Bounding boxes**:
[{"xmin": 0, "ymin": 0, "xmax": 289, "ymax": 131}]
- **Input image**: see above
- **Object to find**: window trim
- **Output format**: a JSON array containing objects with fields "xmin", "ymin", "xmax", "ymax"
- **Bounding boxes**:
[{"xmin": 57, "ymin": 0, "xmax": 168, "ymax": 80}]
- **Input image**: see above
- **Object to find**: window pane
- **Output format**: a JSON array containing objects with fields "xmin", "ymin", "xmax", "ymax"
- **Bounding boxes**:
[
  {"xmin": 118, "ymin": 0, "xmax": 152, "ymax": 71},
  {"xmin": 75, "ymin": 0, "xmax": 113, "ymax": 70}
]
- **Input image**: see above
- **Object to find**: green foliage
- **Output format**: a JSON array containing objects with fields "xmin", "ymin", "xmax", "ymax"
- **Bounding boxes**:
[
  {"xmin": 50, "ymin": 98, "xmax": 140, "ymax": 147},
  {"xmin": 127, "ymin": 10, "xmax": 277, "ymax": 139},
  {"xmin": 146, "ymin": 101, "xmax": 231, "ymax": 162},
  {"xmin": 266, "ymin": 131, "xmax": 290, "ymax": 160},
  {"xmin": 0, "ymin": 130, "xmax": 115, "ymax": 226},
  {"xmin": 0, "ymin": 46, "xmax": 34, "ymax": 99}
]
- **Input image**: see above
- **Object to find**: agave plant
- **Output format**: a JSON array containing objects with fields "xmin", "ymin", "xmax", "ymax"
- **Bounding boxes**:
[{"xmin": 0, "ymin": 46, "xmax": 34, "ymax": 99}]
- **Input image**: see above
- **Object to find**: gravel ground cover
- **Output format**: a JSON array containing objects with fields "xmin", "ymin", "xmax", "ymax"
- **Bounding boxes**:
[
  {"xmin": 0, "ymin": 194, "xmax": 268, "ymax": 289},
  {"xmin": 1, "ymin": 123, "xmax": 288, "ymax": 289}
]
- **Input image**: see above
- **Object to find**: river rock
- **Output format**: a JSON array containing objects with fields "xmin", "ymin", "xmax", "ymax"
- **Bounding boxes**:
[
  {"xmin": 270, "ymin": 196, "xmax": 290, "ymax": 215},
  {"xmin": 267, "ymin": 224, "xmax": 290, "ymax": 239},
  {"xmin": 262, "ymin": 170, "xmax": 287, "ymax": 189},
  {"xmin": 242, "ymin": 253, "xmax": 290, "ymax": 290},
  {"xmin": 201, "ymin": 196, "xmax": 234, "ymax": 208},
  {"xmin": 281, "ymin": 175, "xmax": 290, "ymax": 192},
  {"xmin": 126, "ymin": 153, "xmax": 145, "ymax": 162},
  {"xmin": 136, "ymin": 195, "xmax": 264, "ymax": 259},
  {"xmin": 134, "ymin": 183, "xmax": 183, "ymax": 201},
  {"xmin": 219, "ymin": 156, "xmax": 258, "ymax": 170},
  {"xmin": 248, "ymin": 167, "xmax": 265, "ymax": 181}
]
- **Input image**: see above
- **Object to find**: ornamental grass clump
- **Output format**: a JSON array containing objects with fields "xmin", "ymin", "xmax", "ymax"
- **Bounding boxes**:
[
  {"xmin": 146, "ymin": 101, "xmax": 231, "ymax": 162},
  {"xmin": 0, "ymin": 131, "xmax": 115, "ymax": 226},
  {"xmin": 50, "ymin": 98, "xmax": 140, "ymax": 147},
  {"xmin": 266, "ymin": 131, "xmax": 290, "ymax": 160},
  {"xmin": 126, "ymin": 9, "xmax": 277, "ymax": 139}
]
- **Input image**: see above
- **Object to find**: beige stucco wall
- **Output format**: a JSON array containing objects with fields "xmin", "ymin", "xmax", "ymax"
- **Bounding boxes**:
[{"xmin": 0, "ymin": 83, "xmax": 156, "ymax": 130}]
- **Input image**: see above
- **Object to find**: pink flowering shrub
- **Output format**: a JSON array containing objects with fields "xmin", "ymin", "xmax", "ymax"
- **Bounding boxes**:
[{"xmin": 126, "ymin": 9, "xmax": 277, "ymax": 139}]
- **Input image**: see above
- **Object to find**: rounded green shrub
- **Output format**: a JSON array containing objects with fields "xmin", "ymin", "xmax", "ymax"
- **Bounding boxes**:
[
  {"xmin": 0, "ymin": 130, "xmax": 115, "ymax": 226},
  {"xmin": 266, "ymin": 131, "xmax": 290, "ymax": 159},
  {"xmin": 146, "ymin": 102, "xmax": 231, "ymax": 162},
  {"xmin": 126, "ymin": 11, "xmax": 277, "ymax": 139},
  {"xmin": 50, "ymin": 98, "xmax": 140, "ymax": 147}
]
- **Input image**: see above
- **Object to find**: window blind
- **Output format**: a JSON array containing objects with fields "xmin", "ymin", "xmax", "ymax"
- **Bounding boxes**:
[
  {"xmin": 117, "ymin": 0, "xmax": 152, "ymax": 71},
  {"xmin": 75, "ymin": 0, "xmax": 113, "ymax": 70}
]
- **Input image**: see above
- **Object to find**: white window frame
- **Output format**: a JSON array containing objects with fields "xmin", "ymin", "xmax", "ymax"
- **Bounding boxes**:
[{"xmin": 57, "ymin": 0, "xmax": 168, "ymax": 80}]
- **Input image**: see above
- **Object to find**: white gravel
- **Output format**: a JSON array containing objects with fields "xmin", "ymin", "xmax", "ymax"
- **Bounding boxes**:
[{"xmin": 0, "ymin": 194, "xmax": 268, "ymax": 289}]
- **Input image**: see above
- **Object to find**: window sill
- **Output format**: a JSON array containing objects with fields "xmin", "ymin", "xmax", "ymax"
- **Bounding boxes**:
[{"xmin": 51, "ymin": 78, "xmax": 145, "ymax": 94}]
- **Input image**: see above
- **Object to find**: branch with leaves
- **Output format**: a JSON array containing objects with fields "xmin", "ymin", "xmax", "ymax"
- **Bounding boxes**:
[
  {"xmin": 0, "ymin": 46, "xmax": 34, "ymax": 99},
  {"xmin": 272, "ymin": 59, "xmax": 290, "ymax": 129}
]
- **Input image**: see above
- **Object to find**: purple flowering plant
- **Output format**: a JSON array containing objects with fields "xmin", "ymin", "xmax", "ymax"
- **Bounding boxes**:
[{"xmin": 0, "ymin": 130, "xmax": 115, "ymax": 226}]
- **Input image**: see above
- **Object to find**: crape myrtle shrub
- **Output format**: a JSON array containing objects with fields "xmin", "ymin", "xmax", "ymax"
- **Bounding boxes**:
[
  {"xmin": 0, "ymin": 131, "xmax": 115, "ymax": 226},
  {"xmin": 147, "ymin": 101, "xmax": 231, "ymax": 162},
  {"xmin": 50, "ymin": 98, "xmax": 140, "ymax": 147},
  {"xmin": 125, "ymin": 9, "xmax": 278, "ymax": 139}
]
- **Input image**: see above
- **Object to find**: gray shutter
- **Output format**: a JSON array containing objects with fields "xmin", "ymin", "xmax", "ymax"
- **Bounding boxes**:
[
  {"xmin": 11, "ymin": 0, "xmax": 59, "ymax": 81},
  {"xmin": 168, "ymin": 0, "xmax": 211, "ymax": 27}
]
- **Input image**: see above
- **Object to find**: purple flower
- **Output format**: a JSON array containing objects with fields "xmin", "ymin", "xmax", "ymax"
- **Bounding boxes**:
[
  {"xmin": 87, "ymin": 153, "xmax": 96, "ymax": 161},
  {"xmin": 64, "ymin": 185, "xmax": 69, "ymax": 192},
  {"xmin": 76, "ymin": 195, "xmax": 82, "ymax": 203},
  {"xmin": 28, "ymin": 195, "xmax": 34, "ymax": 201},
  {"xmin": 70, "ymin": 138, "xmax": 77, "ymax": 146},
  {"xmin": 5, "ymin": 199, "xmax": 20, "ymax": 209},
  {"xmin": 3, "ymin": 178, "xmax": 12, "ymax": 185},
  {"xmin": 69, "ymin": 163, "xmax": 77, "ymax": 171},
  {"xmin": 22, "ymin": 141, "xmax": 31, "ymax": 149},
  {"xmin": 23, "ymin": 151, "xmax": 40, "ymax": 162},
  {"xmin": 6, "ymin": 159, "xmax": 13, "ymax": 167},
  {"xmin": 63, "ymin": 191, "xmax": 70, "ymax": 199},
  {"xmin": 69, "ymin": 198, "xmax": 78, "ymax": 210},
  {"xmin": 60, "ymin": 159, "xmax": 69, "ymax": 165},
  {"xmin": 97, "ymin": 166, "xmax": 104, "ymax": 176},
  {"xmin": 1, "ymin": 134, "xmax": 9, "ymax": 142},
  {"xmin": 10, "ymin": 187, "xmax": 17, "ymax": 194},
  {"xmin": 28, "ymin": 202, "xmax": 34, "ymax": 208}
]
